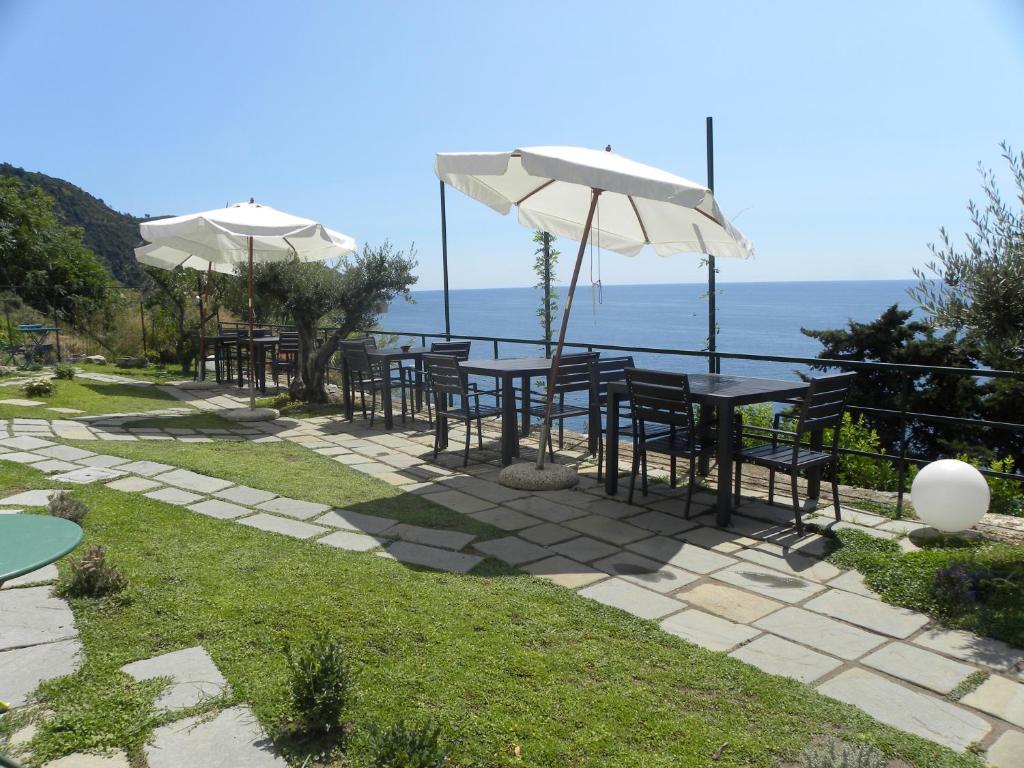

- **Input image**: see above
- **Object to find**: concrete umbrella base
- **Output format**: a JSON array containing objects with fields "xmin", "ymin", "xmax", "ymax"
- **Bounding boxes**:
[
  {"xmin": 178, "ymin": 380, "xmax": 219, "ymax": 391},
  {"xmin": 221, "ymin": 407, "xmax": 279, "ymax": 422},
  {"xmin": 498, "ymin": 462, "xmax": 579, "ymax": 491}
]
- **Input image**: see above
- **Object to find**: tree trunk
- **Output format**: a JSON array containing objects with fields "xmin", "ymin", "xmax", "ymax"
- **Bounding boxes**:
[{"xmin": 289, "ymin": 321, "xmax": 340, "ymax": 403}]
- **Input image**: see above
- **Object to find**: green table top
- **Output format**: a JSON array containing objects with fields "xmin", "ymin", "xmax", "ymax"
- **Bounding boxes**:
[{"xmin": 0, "ymin": 515, "xmax": 83, "ymax": 583}]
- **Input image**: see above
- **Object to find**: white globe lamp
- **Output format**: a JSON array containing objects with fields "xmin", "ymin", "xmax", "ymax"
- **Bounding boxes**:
[{"xmin": 911, "ymin": 459, "xmax": 990, "ymax": 533}]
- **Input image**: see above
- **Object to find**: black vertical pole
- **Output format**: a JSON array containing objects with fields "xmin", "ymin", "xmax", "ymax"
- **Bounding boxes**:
[
  {"xmin": 706, "ymin": 116, "xmax": 718, "ymax": 375},
  {"xmin": 139, "ymin": 295, "xmax": 148, "ymax": 357},
  {"xmin": 543, "ymin": 231, "xmax": 552, "ymax": 358},
  {"xmin": 440, "ymin": 180, "xmax": 451, "ymax": 341}
]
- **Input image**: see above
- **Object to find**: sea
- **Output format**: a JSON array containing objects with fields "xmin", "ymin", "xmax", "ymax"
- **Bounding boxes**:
[{"xmin": 382, "ymin": 280, "xmax": 918, "ymax": 381}]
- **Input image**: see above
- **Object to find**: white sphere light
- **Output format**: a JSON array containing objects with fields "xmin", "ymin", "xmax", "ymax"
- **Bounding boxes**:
[{"xmin": 911, "ymin": 459, "xmax": 990, "ymax": 533}]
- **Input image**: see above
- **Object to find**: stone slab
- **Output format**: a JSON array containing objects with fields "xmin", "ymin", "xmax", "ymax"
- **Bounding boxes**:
[
  {"xmin": 188, "ymin": 499, "xmax": 252, "ymax": 520},
  {"xmin": 474, "ymin": 536, "xmax": 551, "ymax": 566},
  {"xmin": 518, "ymin": 522, "xmax": 578, "ymax": 546},
  {"xmin": 237, "ymin": 513, "xmax": 327, "ymax": 540},
  {"xmin": 625, "ymin": 535, "xmax": 736, "ymax": 574},
  {"xmin": 36, "ymin": 445, "xmax": 96, "ymax": 461},
  {"xmin": 150, "ymin": 469, "xmax": 234, "ymax": 494},
  {"xmin": 387, "ymin": 523, "xmax": 475, "ymax": 551},
  {"xmin": 863, "ymin": 642, "xmax": 976, "ymax": 695},
  {"xmin": 987, "ymin": 729, "xmax": 1024, "ymax": 768},
  {"xmin": 735, "ymin": 546, "xmax": 841, "ymax": 583},
  {"xmin": 676, "ymin": 525, "xmax": 757, "ymax": 553},
  {"xmin": 593, "ymin": 551, "xmax": 698, "ymax": 594},
  {"xmin": 0, "ymin": 489, "xmax": 59, "ymax": 507},
  {"xmin": 118, "ymin": 460, "xmax": 176, "ymax": 476},
  {"xmin": 443, "ymin": 475, "xmax": 530, "ymax": 503},
  {"xmin": 961, "ymin": 675, "xmax": 1024, "ymax": 727},
  {"xmin": 144, "ymin": 487, "xmax": 206, "ymax": 506},
  {"xmin": 826, "ymin": 569, "xmax": 878, "ymax": 597},
  {"xmin": 913, "ymin": 627, "xmax": 1024, "ymax": 677},
  {"xmin": 505, "ymin": 495, "xmax": 589, "ymax": 522},
  {"xmin": 730, "ymin": 633, "xmax": 841, "ymax": 683},
  {"xmin": 578, "ymin": 578, "xmax": 684, "ymax": 620},
  {"xmin": 0, "ymin": 398, "xmax": 44, "ymax": 406},
  {"xmin": 0, "ymin": 586, "xmax": 77, "ymax": 650},
  {"xmin": 588, "ymin": 498, "xmax": 639, "ymax": 520},
  {"xmin": 550, "ymin": 536, "xmax": 621, "ymax": 563},
  {"xmin": 0, "ymin": 637, "xmax": 82, "ymax": 706},
  {"xmin": 2, "ymin": 562, "xmax": 59, "ymax": 588},
  {"xmin": 817, "ymin": 668, "xmax": 991, "ymax": 752},
  {"xmin": 675, "ymin": 582, "xmax": 783, "ymax": 624},
  {"xmin": 521, "ymin": 555, "xmax": 606, "ymax": 588},
  {"xmin": 255, "ymin": 497, "xmax": 332, "ymax": 521},
  {"xmin": 712, "ymin": 562, "xmax": 826, "ymax": 604},
  {"xmin": 313, "ymin": 509, "xmax": 397, "ymax": 535},
  {"xmin": 0, "ymin": 435, "xmax": 54, "ymax": 450},
  {"xmin": 378, "ymin": 541, "xmax": 482, "ymax": 573},
  {"xmin": 32, "ymin": 459, "xmax": 81, "ymax": 473},
  {"xmin": 0, "ymin": 451, "xmax": 47, "ymax": 464},
  {"xmin": 754, "ymin": 606, "xmax": 886, "ymax": 661},
  {"xmin": 145, "ymin": 704, "xmax": 286, "ymax": 768},
  {"xmin": 564, "ymin": 515, "xmax": 650, "ymax": 546},
  {"xmin": 660, "ymin": 609, "xmax": 761, "ymax": 652},
  {"xmin": 318, "ymin": 530, "xmax": 387, "ymax": 552},
  {"xmin": 51, "ymin": 467, "xmax": 126, "ymax": 484},
  {"xmin": 105, "ymin": 477, "xmax": 163, "ymax": 493},
  {"xmin": 42, "ymin": 751, "xmax": 131, "ymax": 767},
  {"xmin": 426, "ymin": 489, "xmax": 496, "ymax": 515},
  {"xmin": 804, "ymin": 589, "xmax": 929, "ymax": 639},
  {"xmin": 121, "ymin": 646, "xmax": 229, "ymax": 711},
  {"xmin": 77, "ymin": 454, "xmax": 131, "ymax": 469},
  {"xmin": 213, "ymin": 485, "xmax": 277, "ymax": 506},
  {"xmin": 469, "ymin": 506, "xmax": 542, "ymax": 531},
  {"xmin": 625, "ymin": 510, "xmax": 698, "ymax": 536}
]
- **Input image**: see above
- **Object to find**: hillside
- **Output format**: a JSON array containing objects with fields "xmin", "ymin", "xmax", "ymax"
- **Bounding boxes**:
[{"xmin": 0, "ymin": 163, "xmax": 157, "ymax": 288}]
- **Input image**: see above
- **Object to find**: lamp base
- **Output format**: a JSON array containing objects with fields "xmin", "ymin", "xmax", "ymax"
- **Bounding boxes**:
[{"xmin": 498, "ymin": 462, "xmax": 578, "ymax": 491}]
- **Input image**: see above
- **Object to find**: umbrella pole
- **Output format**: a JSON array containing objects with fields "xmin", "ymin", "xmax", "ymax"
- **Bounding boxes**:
[
  {"xmin": 247, "ymin": 235, "xmax": 256, "ymax": 409},
  {"xmin": 199, "ymin": 263, "xmax": 211, "ymax": 381},
  {"xmin": 536, "ymin": 188, "xmax": 601, "ymax": 470}
]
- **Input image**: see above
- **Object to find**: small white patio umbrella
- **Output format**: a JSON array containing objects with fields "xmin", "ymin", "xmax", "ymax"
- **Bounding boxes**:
[
  {"xmin": 137, "ymin": 200, "xmax": 356, "ymax": 409},
  {"xmin": 435, "ymin": 145, "xmax": 752, "ymax": 472}
]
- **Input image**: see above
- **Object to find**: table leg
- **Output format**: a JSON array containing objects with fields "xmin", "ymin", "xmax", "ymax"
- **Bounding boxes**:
[
  {"xmin": 716, "ymin": 402, "xmax": 735, "ymax": 526},
  {"xmin": 236, "ymin": 343, "xmax": 244, "ymax": 388},
  {"xmin": 341, "ymin": 359, "xmax": 353, "ymax": 420},
  {"xmin": 501, "ymin": 374, "xmax": 516, "ymax": 465},
  {"xmin": 588, "ymin": 390, "xmax": 600, "ymax": 455},
  {"xmin": 698, "ymin": 404, "xmax": 713, "ymax": 475},
  {"xmin": 605, "ymin": 391, "xmax": 620, "ymax": 495},
  {"xmin": 414, "ymin": 358, "xmax": 424, "ymax": 411},
  {"xmin": 521, "ymin": 376, "xmax": 531, "ymax": 435},
  {"xmin": 383, "ymin": 370, "xmax": 394, "ymax": 429}
]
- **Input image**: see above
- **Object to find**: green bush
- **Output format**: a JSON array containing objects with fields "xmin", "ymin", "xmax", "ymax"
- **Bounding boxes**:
[
  {"xmin": 58, "ymin": 545, "xmax": 127, "ymax": 598},
  {"xmin": 956, "ymin": 453, "xmax": 1023, "ymax": 517},
  {"xmin": 22, "ymin": 379, "xmax": 54, "ymax": 397},
  {"xmin": 48, "ymin": 491, "xmax": 88, "ymax": 525},
  {"xmin": 286, "ymin": 633, "xmax": 353, "ymax": 738},
  {"xmin": 800, "ymin": 739, "xmax": 884, "ymax": 768},
  {"xmin": 53, "ymin": 363, "xmax": 76, "ymax": 380},
  {"xmin": 371, "ymin": 721, "xmax": 450, "ymax": 768}
]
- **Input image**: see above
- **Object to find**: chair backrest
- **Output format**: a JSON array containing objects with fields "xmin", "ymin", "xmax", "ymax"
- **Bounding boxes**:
[
  {"xmin": 339, "ymin": 340, "xmax": 373, "ymax": 375},
  {"xmin": 795, "ymin": 372, "xmax": 858, "ymax": 447},
  {"xmin": 625, "ymin": 368, "xmax": 695, "ymax": 432},
  {"xmin": 550, "ymin": 352, "xmax": 599, "ymax": 396},
  {"xmin": 430, "ymin": 341, "xmax": 471, "ymax": 359},
  {"xmin": 278, "ymin": 331, "xmax": 299, "ymax": 354},
  {"xmin": 596, "ymin": 355, "xmax": 635, "ymax": 396},
  {"xmin": 423, "ymin": 353, "xmax": 467, "ymax": 402}
]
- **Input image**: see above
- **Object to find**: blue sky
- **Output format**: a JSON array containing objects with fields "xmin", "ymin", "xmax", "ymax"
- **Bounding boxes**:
[{"xmin": 2, "ymin": 0, "xmax": 1022, "ymax": 290}]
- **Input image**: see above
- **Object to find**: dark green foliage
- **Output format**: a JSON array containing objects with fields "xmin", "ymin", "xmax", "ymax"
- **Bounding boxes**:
[
  {"xmin": 372, "ymin": 720, "xmax": 450, "ymax": 768},
  {"xmin": 23, "ymin": 379, "xmax": 54, "ymax": 397},
  {"xmin": 59, "ymin": 545, "xmax": 127, "ymax": 598},
  {"xmin": 286, "ymin": 633, "xmax": 354, "ymax": 738},
  {"xmin": 53, "ymin": 363, "xmax": 76, "ymax": 380},
  {"xmin": 800, "ymin": 739, "xmax": 884, "ymax": 768},
  {"xmin": 48, "ymin": 491, "xmax": 88, "ymax": 525}
]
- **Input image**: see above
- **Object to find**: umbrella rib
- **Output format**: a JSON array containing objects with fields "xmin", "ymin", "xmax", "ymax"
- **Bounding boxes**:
[
  {"xmin": 515, "ymin": 179, "xmax": 555, "ymax": 206},
  {"xmin": 627, "ymin": 196, "xmax": 651, "ymax": 244}
]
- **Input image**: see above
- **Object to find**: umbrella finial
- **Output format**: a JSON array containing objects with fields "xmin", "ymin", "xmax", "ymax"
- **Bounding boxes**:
[
  {"xmin": 605, "ymin": 145, "xmax": 612, "ymax": 152},
  {"xmin": 249, "ymin": 197, "xmax": 255, "ymax": 204}
]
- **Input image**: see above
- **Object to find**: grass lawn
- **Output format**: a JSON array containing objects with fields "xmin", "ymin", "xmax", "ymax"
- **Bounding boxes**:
[
  {"xmin": 825, "ymin": 529, "xmax": 1024, "ymax": 648},
  {"xmin": 63, "ymin": 438, "xmax": 505, "ymax": 539},
  {"xmin": 119, "ymin": 412, "xmax": 240, "ymax": 430},
  {"xmin": 0, "ymin": 378, "xmax": 178, "ymax": 420},
  {"xmin": 76, "ymin": 362, "xmax": 186, "ymax": 383},
  {"xmin": 0, "ymin": 461, "xmax": 982, "ymax": 768}
]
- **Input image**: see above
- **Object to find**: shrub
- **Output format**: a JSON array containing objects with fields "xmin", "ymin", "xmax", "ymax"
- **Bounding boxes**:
[
  {"xmin": 145, "ymin": 349, "xmax": 162, "ymax": 366},
  {"xmin": 956, "ymin": 453, "xmax": 1023, "ymax": 517},
  {"xmin": 18, "ymin": 361, "xmax": 43, "ymax": 372},
  {"xmin": 53, "ymin": 363, "xmax": 76, "ymax": 380},
  {"xmin": 286, "ymin": 633, "xmax": 353, "ymax": 738},
  {"xmin": 372, "ymin": 721, "xmax": 450, "ymax": 768},
  {"xmin": 22, "ymin": 379, "xmax": 53, "ymax": 397},
  {"xmin": 800, "ymin": 739, "xmax": 884, "ymax": 768},
  {"xmin": 48, "ymin": 491, "xmax": 88, "ymax": 525},
  {"xmin": 59, "ymin": 545, "xmax": 127, "ymax": 598}
]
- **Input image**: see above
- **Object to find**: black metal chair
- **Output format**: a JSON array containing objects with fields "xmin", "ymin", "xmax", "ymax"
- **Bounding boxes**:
[
  {"xmin": 424, "ymin": 353, "xmax": 501, "ymax": 467},
  {"xmin": 271, "ymin": 331, "xmax": 299, "ymax": 387},
  {"xmin": 594, "ymin": 355, "xmax": 635, "ymax": 481},
  {"xmin": 189, "ymin": 329, "xmax": 217, "ymax": 381},
  {"xmin": 525, "ymin": 352, "xmax": 599, "ymax": 461},
  {"xmin": 400, "ymin": 341, "xmax": 471, "ymax": 426},
  {"xmin": 625, "ymin": 368, "xmax": 702, "ymax": 517},
  {"xmin": 732, "ymin": 372, "xmax": 857, "ymax": 534},
  {"xmin": 339, "ymin": 339, "xmax": 403, "ymax": 426}
]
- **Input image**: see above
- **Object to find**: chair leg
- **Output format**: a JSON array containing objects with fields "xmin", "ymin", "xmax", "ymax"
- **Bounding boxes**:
[
  {"xmin": 597, "ymin": 433, "xmax": 604, "ymax": 482},
  {"xmin": 641, "ymin": 449, "xmax": 648, "ymax": 497},
  {"xmin": 558, "ymin": 395, "xmax": 564, "ymax": 449},
  {"xmin": 369, "ymin": 388, "xmax": 376, "ymax": 428},
  {"xmin": 685, "ymin": 456, "xmax": 697, "ymax": 519},
  {"xmin": 734, "ymin": 460, "xmax": 743, "ymax": 506},
  {"xmin": 476, "ymin": 416, "xmax": 483, "ymax": 449},
  {"xmin": 628, "ymin": 446, "xmax": 641, "ymax": 505},
  {"xmin": 432, "ymin": 417, "xmax": 441, "ymax": 460},
  {"xmin": 670, "ymin": 456, "xmax": 677, "ymax": 488},
  {"xmin": 768, "ymin": 468, "xmax": 775, "ymax": 506},
  {"xmin": 831, "ymin": 463, "xmax": 842, "ymax": 520},
  {"xmin": 791, "ymin": 472, "xmax": 804, "ymax": 534},
  {"xmin": 463, "ymin": 418, "xmax": 471, "ymax": 467}
]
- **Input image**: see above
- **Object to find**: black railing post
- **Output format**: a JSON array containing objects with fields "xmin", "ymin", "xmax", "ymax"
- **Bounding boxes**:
[{"xmin": 895, "ymin": 371, "xmax": 912, "ymax": 518}]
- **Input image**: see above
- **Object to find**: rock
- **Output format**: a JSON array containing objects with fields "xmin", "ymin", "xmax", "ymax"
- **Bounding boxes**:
[
  {"xmin": 499, "ymin": 462, "xmax": 579, "ymax": 491},
  {"xmin": 84, "ymin": 355, "xmax": 106, "ymax": 365},
  {"xmin": 115, "ymin": 357, "xmax": 147, "ymax": 368},
  {"xmin": 221, "ymin": 407, "xmax": 279, "ymax": 422}
]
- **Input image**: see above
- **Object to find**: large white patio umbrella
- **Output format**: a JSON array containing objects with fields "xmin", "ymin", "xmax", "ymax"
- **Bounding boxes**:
[
  {"xmin": 435, "ymin": 145, "xmax": 753, "ymax": 472},
  {"xmin": 137, "ymin": 200, "xmax": 356, "ymax": 409}
]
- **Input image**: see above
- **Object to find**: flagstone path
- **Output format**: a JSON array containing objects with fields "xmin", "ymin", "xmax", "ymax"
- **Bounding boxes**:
[{"xmin": 1, "ymin": 386, "xmax": 1023, "ymax": 765}]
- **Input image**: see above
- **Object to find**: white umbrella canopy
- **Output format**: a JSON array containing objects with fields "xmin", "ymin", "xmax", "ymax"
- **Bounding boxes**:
[
  {"xmin": 435, "ymin": 145, "xmax": 753, "ymax": 471},
  {"xmin": 134, "ymin": 243, "xmax": 237, "ymax": 275}
]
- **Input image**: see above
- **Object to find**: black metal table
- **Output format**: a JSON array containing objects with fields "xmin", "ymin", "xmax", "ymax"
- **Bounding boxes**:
[
  {"xmin": 215, "ymin": 335, "xmax": 279, "ymax": 393},
  {"xmin": 604, "ymin": 373, "xmax": 810, "ymax": 526},
  {"xmin": 341, "ymin": 347, "xmax": 429, "ymax": 428}
]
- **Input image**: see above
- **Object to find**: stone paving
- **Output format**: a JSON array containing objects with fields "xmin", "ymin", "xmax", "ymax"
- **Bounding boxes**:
[{"xmin": 2, "ymin": 387, "xmax": 1024, "ymax": 766}]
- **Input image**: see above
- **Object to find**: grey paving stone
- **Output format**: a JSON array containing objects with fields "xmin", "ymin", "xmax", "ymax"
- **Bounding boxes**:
[
  {"xmin": 213, "ymin": 485, "xmax": 277, "ymax": 506},
  {"xmin": 0, "ymin": 435, "xmax": 54, "ymax": 450},
  {"xmin": 712, "ymin": 562, "xmax": 826, "ymax": 604},
  {"xmin": 144, "ymin": 487, "xmax": 206, "ymax": 506},
  {"xmin": 425, "ymin": 489, "xmax": 496, "ymax": 515},
  {"xmin": 804, "ymin": 589, "xmax": 929, "ymax": 638},
  {"xmin": 0, "ymin": 637, "xmax": 82, "ymax": 707},
  {"xmin": 468, "ymin": 506, "xmax": 541, "ymax": 531},
  {"xmin": 0, "ymin": 451, "xmax": 47, "ymax": 464},
  {"xmin": 145, "ymin": 704, "xmax": 286, "ymax": 768},
  {"xmin": 810, "ymin": 518, "xmax": 898, "ymax": 540},
  {"xmin": 825, "ymin": 569, "xmax": 878, "ymax": 597},
  {"xmin": 237, "ymin": 513, "xmax": 327, "ymax": 540},
  {"xmin": 318, "ymin": 530, "xmax": 388, "ymax": 552},
  {"xmin": 588, "ymin": 498, "xmax": 639, "ymax": 519},
  {"xmin": 987, "ymin": 729, "xmax": 1024, "ymax": 768},
  {"xmin": 625, "ymin": 510, "xmax": 698, "ymax": 536},
  {"xmin": 35, "ymin": 445, "xmax": 96, "ymax": 462},
  {"xmin": 118, "ymin": 460, "xmax": 176, "ymax": 476},
  {"xmin": 550, "ymin": 536, "xmax": 621, "ymax": 563},
  {"xmin": 2, "ymin": 562, "xmax": 58, "ymax": 588},
  {"xmin": 441, "ymin": 475, "xmax": 529, "ymax": 504},
  {"xmin": 730, "ymin": 633, "xmax": 841, "ymax": 683},
  {"xmin": 625, "ymin": 535, "xmax": 736, "ymax": 574},
  {"xmin": 504, "ymin": 495, "xmax": 588, "ymax": 523},
  {"xmin": 0, "ymin": 586, "xmax": 77, "ymax": 650},
  {"xmin": 0, "ymin": 489, "xmax": 59, "ymax": 507},
  {"xmin": 255, "ymin": 497, "xmax": 331, "ymax": 520},
  {"xmin": 735, "ymin": 546, "xmax": 841, "ymax": 583},
  {"xmin": 378, "ymin": 541, "xmax": 482, "ymax": 573},
  {"xmin": 817, "ymin": 668, "xmax": 991, "ymax": 752},
  {"xmin": 564, "ymin": 514, "xmax": 650, "ymax": 546},
  {"xmin": 961, "ymin": 675, "xmax": 1024, "ymax": 727},
  {"xmin": 521, "ymin": 555, "xmax": 606, "ymax": 588},
  {"xmin": 675, "ymin": 582, "xmax": 783, "ymax": 624},
  {"xmin": 862, "ymin": 642, "xmax": 976, "ymax": 695},
  {"xmin": 754, "ymin": 606, "xmax": 887, "ymax": 660},
  {"xmin": 122, "ymin": 646, "xmax": 229, "ymax": 711},
  {"xmin": 474, "ymin": 536, "xmax": 551, "ymax": 566},
  {"xmin": 313, "ymin": 509, "xmax": 397, "ymax": 535},
  {"xmin": 30, "ymin": 459, "xmax": 81, "ymax": 473},
  {"xmin": 188, "ymin": 499, "xmax": 252, "ymax": 520},
  {"xmin": 593, "ymin": 550, "xmax": 698, "ymax": 594},
  {"xmin": 150, "ymin": 469, "xmax": 234, "ymax": 494},
  {"xmin": 913, "ymin": 627, "xmax": 1024, "ymax": 676},
  {"xmin": 578, "ymin": 577, "xmax": 685, "ymax": 620},
  {"xmin": 387, "ymin": 523, "xmax": 475, "ymax": 551},
  {"xmin": 660, "ymin": 609, "xmax": 761, "ymax": 652},
  {"xmin": 39, "ymin": 750, "xmax": 131, "ymax": 767},
  {"xmin": 52, "ymin": 467, "xmax": 127, "ymax": 484},
  {"xmin": 105, "ymin": 477, "xmax": 163, "ymax": 493},
  {"xmin": 77, "ymin": 454, "xmax": 132, "ymax": 468},
  {"xmin": 519, "ymin": 522, "xmax": 579, "ymax": 546}
]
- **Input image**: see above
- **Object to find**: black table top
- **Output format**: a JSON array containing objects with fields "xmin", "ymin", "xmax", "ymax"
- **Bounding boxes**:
[
  {"xmin": 607, "ymin": 372, "xmax": 807, "ymax": 405},
  {"xmin": 215, "ymin": 335, "xmax": 280, "ymax": 344},
  {"xmin": 460, "ymin": 357, "xmax": 553, "ymax": 376},
  {"xmin": 368, "ymin": 346, "xmax": 430, "ymax": 359}
]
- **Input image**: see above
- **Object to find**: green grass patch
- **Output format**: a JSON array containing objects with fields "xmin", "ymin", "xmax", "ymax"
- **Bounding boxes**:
[
  {"xmin": 256, "ymin": 395, "xmax": 349, "ymax": 420},
  {"xmin": 825, "ymin": 529, "xmax": 1024, "ymax": 647},
  {"xmin": 62, "ymin": 438, "xmax": 503, "ymax": 539},
  {"xmin": 0, "ymin": 378, "xmax": 178, "ymax": 419},
  {"xmin": 120, "ymin": 412, "xmax": 239, "ymax": 431},
  {"xmin": 76, "ymin": 363, "xmax": 184, "ymax": 383},
  {"xmin": 0, "ymin": 461, "xmax": 982, "ymax": 768}
]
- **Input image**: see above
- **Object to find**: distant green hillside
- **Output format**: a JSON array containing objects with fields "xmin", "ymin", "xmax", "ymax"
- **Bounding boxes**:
[{"xmin": 0, "ymin": 163, "xmax": 158, "ymax": 288}]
